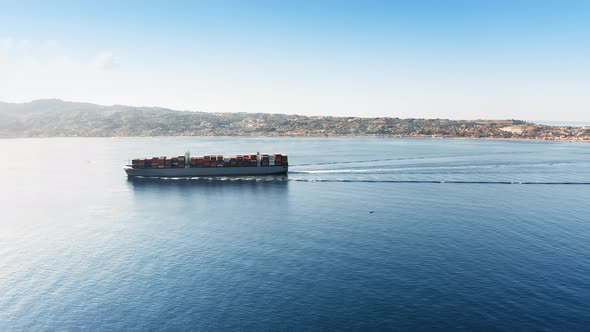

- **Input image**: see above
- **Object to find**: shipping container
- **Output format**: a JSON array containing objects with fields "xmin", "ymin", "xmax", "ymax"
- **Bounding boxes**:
[{"xmin": 132, "ymin": 152, "xmax": 287, "ymax": 170}]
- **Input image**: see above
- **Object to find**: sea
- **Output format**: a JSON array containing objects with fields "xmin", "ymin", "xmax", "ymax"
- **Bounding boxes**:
[{"xmin": 0, "ymin": 137, "xmax": 589, "ymax": 331}]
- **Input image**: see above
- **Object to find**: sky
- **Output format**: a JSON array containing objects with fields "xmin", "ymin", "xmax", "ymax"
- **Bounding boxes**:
[{"xmin": 1, "ymin": 0, "xmax": 589, "ymax": 121}]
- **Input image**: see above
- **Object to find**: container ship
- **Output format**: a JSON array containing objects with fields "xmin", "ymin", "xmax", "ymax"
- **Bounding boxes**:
[{"xmin": 124, "ymin": 152, "xmax": 288, "ymax": 177}]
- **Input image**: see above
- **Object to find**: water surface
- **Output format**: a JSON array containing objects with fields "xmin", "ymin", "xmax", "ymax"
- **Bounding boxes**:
[{"xmin": 1, "ymin": 137, "xmax": 589, "ymax": 330}]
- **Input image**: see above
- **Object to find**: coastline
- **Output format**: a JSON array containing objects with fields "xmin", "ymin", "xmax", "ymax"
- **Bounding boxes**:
[
  {"xmin": 2, "ymin": 100, "xmax": 589, "ymax": 142},
  {"xmin": 1, "ymin": 134, "xmax": 588, "ymax": 143}
]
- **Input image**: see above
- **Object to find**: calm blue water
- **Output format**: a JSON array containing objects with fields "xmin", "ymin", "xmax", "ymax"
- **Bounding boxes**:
[{"xmin": 1, "ymin": 137, "xmax": 589, "ymax": 331}]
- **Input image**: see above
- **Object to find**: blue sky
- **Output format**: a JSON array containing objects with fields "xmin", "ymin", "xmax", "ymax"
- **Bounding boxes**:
[{"xmin": 1, "ymin": 1, "xmax": 589, "ymax": 121}]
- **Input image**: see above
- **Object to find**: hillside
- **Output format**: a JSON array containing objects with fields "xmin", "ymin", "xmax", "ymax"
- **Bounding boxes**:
[{"xmin": 0, "ymin": 99, "xmax": 588, "ymax": 140}]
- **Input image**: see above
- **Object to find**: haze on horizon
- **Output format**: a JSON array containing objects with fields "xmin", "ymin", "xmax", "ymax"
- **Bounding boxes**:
[{"xmin": 1, "ymin": 1, "xmax": 589, "ymax": 122}]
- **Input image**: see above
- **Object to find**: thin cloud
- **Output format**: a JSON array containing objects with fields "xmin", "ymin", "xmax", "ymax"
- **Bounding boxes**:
[
  {"xmin": 40, "ymin": 39, "xmax": 58, "ymax": 49},
  {"xmin": 1, "ymin": 38, "xmax": 56, "ymax": 52},
  {"xmin": 0, "ymin": 38, "xmax": 14, "ymax": 50},
  {"xmin": 92, "ymin": 52, "xmax": 120, "ymax": 70}
]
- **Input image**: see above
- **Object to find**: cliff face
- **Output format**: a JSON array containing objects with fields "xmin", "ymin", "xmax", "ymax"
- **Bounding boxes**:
[{"xmin": 0, "ymin": 99, "xmax": 588, "ymax": 140}]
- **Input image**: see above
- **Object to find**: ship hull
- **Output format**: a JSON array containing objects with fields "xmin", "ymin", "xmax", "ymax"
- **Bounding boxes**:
[{"xmin": 124, "ymin": 166, "xmax": 288, "ymax": 178}]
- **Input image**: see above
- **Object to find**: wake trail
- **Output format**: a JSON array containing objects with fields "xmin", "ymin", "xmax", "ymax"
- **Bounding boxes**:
[
  {"xmin": 290, "ymin": 152, "xmax": 538, "ymax": 167},
  {"xmin": 132, "ymin": 177, "xmax": 590, "ymax": 185},
  {"xmin": 289, "ymin": 161, "xmax": 586, "ymax": 174},
  {"xmin": 289, "ymin": 179, "xmax": 590, "ymax": 185}
]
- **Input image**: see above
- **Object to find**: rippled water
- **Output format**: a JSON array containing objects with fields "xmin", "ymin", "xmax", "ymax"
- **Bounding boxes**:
[{"xmin": 1, "ymin": 137, "xmax": 589, "ymax": 330}]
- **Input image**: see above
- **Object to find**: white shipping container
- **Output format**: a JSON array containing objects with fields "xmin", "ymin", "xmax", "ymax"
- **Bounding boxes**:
[
  {"xmin": 269, "ymin": 160, "xmax": 275, "ymax": 166},
  {"xmin": 269, "ymin": 156, "xmax": 275, "ymax": 161}
]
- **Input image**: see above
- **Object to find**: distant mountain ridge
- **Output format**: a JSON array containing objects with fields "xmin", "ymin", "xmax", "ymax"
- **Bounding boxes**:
[{"xmin": 0, "ymin": 99, "xmax": 588, "ymax": 140}]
